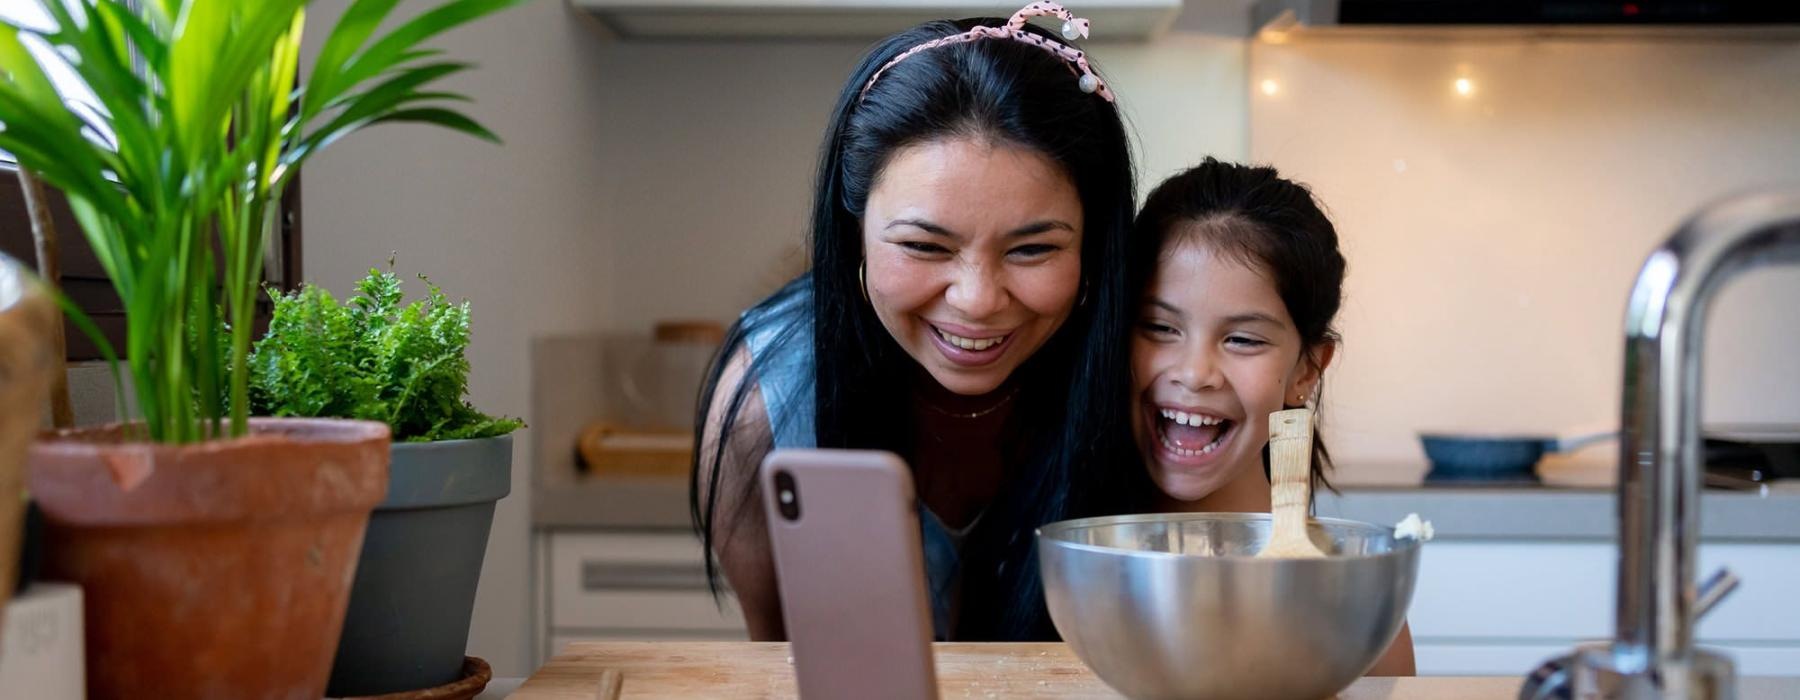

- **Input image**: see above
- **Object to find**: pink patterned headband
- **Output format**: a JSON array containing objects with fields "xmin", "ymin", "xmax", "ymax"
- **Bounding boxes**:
[{"xmin": 859, "ymin": 1, "xmax": 1115, "ymax": 104}]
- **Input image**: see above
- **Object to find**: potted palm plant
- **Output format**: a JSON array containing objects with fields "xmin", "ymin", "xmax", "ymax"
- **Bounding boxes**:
[
  {"xmin": 247, "ymin": 264, "xmax": 522, "ymax": 696},
  {"xmin": 0, "ymin": 1, "xmax": 521, "ymax": 697}
]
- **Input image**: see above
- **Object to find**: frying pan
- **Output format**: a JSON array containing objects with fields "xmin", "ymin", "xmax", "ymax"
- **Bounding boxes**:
[
  {"xmin": 1420, "ymin": 431, "xmax": 1615, "ymax": 481},
  {"xmin": 1705, "ymin": 424, "xmax": 1800, "ymax": 480}
]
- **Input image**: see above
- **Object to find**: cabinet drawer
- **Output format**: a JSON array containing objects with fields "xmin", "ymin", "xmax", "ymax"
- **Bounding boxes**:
[
  {"xmin": 548, "ymin": 531, "xmax": 746, "ymax": 632},
  {"xmin": 1409, "ymin": 541, "xmax": 1800, "ymax": 643},
  {"xmin": 1417, "ymin": 641, "xmax": 1800, "ymax": 678},
  {"xmin": 1694, "ymin": 544, "xmax": 1800, "ymax": 643},
  {"xmin": 1409, "ymin": 542, "xmax": 1614, "ymax": 640},
  {"xmin": 1416, "ymin": 641, "xmax": 1573, "ymax": 677}
]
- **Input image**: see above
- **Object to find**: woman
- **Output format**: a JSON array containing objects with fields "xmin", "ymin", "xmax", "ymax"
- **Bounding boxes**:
[{"xmin": 691, "ymin": 2, "xmax": 1137, "ymax": 641}]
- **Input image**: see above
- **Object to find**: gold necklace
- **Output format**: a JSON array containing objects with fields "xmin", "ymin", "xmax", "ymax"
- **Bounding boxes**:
[{"xmin": 917, "ymin": 387, "xmax": 1020, "ymax": 419}]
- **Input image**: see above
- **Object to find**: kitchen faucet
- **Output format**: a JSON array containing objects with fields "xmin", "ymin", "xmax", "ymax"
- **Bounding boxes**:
[{"xmin": 1525, "ymin": 191, "xmax": 1800, "ymax": 699}]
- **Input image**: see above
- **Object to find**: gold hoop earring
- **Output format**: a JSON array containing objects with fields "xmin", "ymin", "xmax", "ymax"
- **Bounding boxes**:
[{"xmin": 859, "ymin": 260, "xmax": 869, "ymax": 303}]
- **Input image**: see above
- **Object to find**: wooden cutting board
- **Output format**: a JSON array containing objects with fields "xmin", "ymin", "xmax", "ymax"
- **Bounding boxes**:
[
  {"xmin": 575, "ymin": 423, "xmax": 691, "ymax": 478},
  {"xmin": 509, "ymin": 642, "xmax": 1525, "ymax": 699}
]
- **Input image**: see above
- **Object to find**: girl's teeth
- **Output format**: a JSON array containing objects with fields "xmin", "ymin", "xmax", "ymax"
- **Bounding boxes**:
[
  {"xmin": 1160, "ymin": 432, "xmax": 1221, "ymax": 457},
  {"xmin": 1155, "ymin": 407, "xmax": 1230, "ymax": 457},
  {"xmin": 939, "ymin": 329, "xmax": 1004, "ymax": 351},
  {"xmin": 1158, "ymin": 409, "xmax": 1221, "ymax": 427}
]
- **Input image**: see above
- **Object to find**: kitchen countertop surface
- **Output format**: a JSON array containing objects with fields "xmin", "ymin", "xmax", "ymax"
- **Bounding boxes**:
[
  {"xmin": 533, "ymin": 467, "xmax": 1800, "ymax": 541},
  {"xmin": 508, "ymin": 642, "xmax": 1800, "ymax": 699}
]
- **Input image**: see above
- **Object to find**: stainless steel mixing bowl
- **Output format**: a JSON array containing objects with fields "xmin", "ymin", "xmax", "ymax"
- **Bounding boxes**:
[{"xmin": 1038, "ymin": 513, "xmax": 1422, "ymax": 700}]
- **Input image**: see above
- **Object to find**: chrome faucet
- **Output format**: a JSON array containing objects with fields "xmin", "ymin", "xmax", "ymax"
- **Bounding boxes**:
[{"xmin": 1524, "ymin": 191, "xmax": 1800, "ymax": 700}]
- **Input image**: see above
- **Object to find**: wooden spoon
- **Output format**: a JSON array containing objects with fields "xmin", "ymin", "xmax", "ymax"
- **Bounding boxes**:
[{"xmin": 1259, "ymin": 407, "xmax": 1327, "ymax": 558}]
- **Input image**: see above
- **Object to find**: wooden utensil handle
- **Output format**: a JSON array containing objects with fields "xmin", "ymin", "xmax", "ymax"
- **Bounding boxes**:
[
  {"xmin": 1261, "ymin": 408, "xmax": 1324, "ymax": 558},
  {"xmin": 1269, "ymin": 408, "xmax": 1314, "ymax": 518}
]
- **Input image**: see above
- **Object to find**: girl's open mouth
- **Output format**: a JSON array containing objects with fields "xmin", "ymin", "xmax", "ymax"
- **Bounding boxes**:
[{"xmin": 1152, "ymin": 405, "xmax": 1237, "ymax": 463}]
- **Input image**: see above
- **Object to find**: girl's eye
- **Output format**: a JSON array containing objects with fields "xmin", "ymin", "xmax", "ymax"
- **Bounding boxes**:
[
  {"xmin": 1226, "ymin": 336, "xmax": 1269, "ymax": 349},
  {"xmin": 1138, "ymin": 320, "xmax": 1177, "ymax": 337},
  {"xmin": 1007, "ymin": 244, "xmax": 1059, "ymax": 259},
  {"xmin": 899, "ymin": 241, "xmax": 950, "ymax": 255}
]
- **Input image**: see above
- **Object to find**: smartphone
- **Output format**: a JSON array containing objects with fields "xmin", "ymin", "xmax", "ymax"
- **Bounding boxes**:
[{"xmin": 760, "ymin": 448, "xmax": 939, "ymax": 700}]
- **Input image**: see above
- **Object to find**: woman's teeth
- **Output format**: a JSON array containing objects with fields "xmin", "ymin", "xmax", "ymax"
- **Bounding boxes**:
[{"xmin": 936, "ymin": 328, "xmax": 1005, "ymax": 351}]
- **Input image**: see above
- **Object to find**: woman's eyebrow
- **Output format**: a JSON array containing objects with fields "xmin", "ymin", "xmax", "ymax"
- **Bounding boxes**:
[
  {"xmin": 1007, "ymin": 220, "xmax": 1075, "ymax": 237},
  {"xmin": 885, "ymin": 218, "xmax": 1074, "ymax": 238},
  {"xmin": 886, "ymin": 218, "xmax": 957, "ymax": 237}
]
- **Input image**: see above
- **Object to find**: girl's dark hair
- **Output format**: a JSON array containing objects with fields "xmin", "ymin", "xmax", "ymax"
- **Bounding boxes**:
[
  {"xmin": 690, "ymin": 18, "xmax": 1137, "ymax": 640},
  {"xmin": 1129, "ymin": 157, "xmax": 1347, "ymax": 493}
]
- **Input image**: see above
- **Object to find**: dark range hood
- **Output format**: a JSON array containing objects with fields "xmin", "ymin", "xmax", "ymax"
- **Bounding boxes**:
[{"xmin": 1251, "ymin": 1, "xmax": 1800, "ymax": 39}]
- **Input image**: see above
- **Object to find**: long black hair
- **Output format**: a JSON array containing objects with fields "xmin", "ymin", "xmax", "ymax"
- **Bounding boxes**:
[
  {"xmin": 690, "ymin": 16, "xmax": 1138, "ymax": 641},
  {"xmin": 1129, "ymin": 157, "xmax": 1347, "ymax": 494}
]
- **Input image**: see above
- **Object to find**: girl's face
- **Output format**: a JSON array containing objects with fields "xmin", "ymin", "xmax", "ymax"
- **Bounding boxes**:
[
  {"xmin": 1132, "ymin": 234, "xmax": 1332, "ymax": 505},
  {"xmin": 861, "ymin": 137, "xmax": 1084, "ymax": 396}
]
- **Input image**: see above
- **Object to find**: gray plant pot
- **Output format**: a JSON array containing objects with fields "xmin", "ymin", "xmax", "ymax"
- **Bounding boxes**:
[{"xmin": 325, "ymin": 434, "xmax": 512, "ymax": 697}]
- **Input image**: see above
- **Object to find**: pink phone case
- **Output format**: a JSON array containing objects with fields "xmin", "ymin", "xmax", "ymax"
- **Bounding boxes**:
[{"xmin": 760, "ymin": 448, "xmax": 939, "ymax": 700}]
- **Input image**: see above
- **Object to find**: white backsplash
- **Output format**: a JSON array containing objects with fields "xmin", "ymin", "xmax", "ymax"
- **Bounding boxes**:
[{"xmin": 1250, "ymin": 37, "xmax": 1800, "ymax": 469}]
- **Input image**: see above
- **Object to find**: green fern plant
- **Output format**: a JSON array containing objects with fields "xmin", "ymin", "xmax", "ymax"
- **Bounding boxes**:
[
  {"xmin": 0, "ymin": 0, "xmax": 523, "ymax": 442},
  {"xmin": 247, "ymin": 265, "xmax": 523, "ymax": 442}
]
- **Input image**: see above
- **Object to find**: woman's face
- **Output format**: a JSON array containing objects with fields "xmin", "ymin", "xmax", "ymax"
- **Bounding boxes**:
[
  {"xmin": 861, "ymin": 136, "xmax": 1084, "ymax": 396},
  {"xmin": 1131, "ymin": 236, "xmax": 1328, "ymax": 503}
]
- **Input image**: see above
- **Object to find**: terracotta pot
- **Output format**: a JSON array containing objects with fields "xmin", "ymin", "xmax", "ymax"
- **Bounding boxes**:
[
  {"xmin": 0, "ymin": 253, "xmax": 58, "ymax": 627},
  {"xmin": 28, "ymin": 418, "xmax": 391, "ymax": 700}
]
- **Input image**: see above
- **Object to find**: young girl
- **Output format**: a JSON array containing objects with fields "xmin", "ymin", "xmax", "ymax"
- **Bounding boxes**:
[{"xmin": 1127, "ymin": 158, "xmax": 1416, "ymax": 675}]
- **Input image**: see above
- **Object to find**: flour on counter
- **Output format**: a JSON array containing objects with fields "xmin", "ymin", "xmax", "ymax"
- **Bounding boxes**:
[{"xmin": 1395, "ymin": 513, "xmax": 1435, "ymax": 541}]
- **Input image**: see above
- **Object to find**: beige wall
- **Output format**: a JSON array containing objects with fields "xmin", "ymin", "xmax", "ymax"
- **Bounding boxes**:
[
  {"xmin": 594, "ymin": 32, "xmax": 1249, "ymax": 331},
  {"xmin": 300, "ymin": 0, "xmax": 1250, "ymax": 676},
  {"xmin": 300, "ymin": 0, "xmax": 618, "ymax": 678},
  {"xmin": 1250, "ymin": 37, "xmax": 1800, "ymax": 474}
]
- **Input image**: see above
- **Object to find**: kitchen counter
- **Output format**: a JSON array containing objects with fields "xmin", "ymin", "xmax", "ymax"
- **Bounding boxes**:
[
  {"xmin": 535, "ymin": 477, "xmax": 691, "ymax": 529},
  {"xmin": 532, "ymin": 473, "xmax": 1800, "ymax": 541},
  {"xmin": 1316, "ymin": 481, "xmax": 1800, "ymax": 541},
  {"xmin": 508, "ymin": 642, "xmax": 1800, "ymax": 699}
]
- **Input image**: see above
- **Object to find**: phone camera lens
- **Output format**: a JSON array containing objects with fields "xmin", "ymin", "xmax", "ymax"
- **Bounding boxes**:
[{"xmin": 774, "ymin": 470, "xmax": 801, "ymax": 521}]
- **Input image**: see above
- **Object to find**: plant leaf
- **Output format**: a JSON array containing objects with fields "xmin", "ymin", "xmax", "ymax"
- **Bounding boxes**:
[
  {"xmin": 246, "ymin": 267, "xmax": 521, "ymax": 441},
  {"xmin": 371, "ymin": 107, "xmax": 499, "ymax": 142},
  {"xmin": 303, "ymin": 0, "xmax": 407, "ymax": 123},
  {"xmin": 314, "ymin": 0, "xmax": 524, "ymax": 118}
]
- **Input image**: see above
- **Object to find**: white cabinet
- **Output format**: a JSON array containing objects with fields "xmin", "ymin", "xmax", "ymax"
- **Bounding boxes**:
[
  {"xmin": 1408, "ymin": 541, "xmax": 1800, "ymax": 676},
  {"xmin": 534, "ymin": 529, "xmax": 747, "ymax": 667},
  {"xmin": 527, "ymin": 524, "xmax": 1800, "ymax": 676}
]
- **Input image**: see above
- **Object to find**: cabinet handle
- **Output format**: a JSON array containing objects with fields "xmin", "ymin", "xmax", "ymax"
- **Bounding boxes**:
[{"xmin": 582, "ymin": 561, "xmax": 707, "ymax": 591}]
